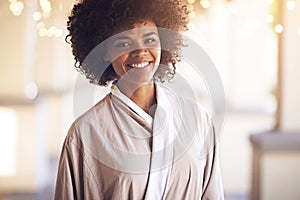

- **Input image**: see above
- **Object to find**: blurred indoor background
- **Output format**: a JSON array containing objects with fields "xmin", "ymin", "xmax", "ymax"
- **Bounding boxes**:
[{"xmin": 0, "ymin": 0, "xmax": 299, "ymax": 199}]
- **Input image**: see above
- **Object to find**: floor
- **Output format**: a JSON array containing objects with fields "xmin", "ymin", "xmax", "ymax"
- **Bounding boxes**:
[{"xmin": 1, "ymin": 192, "xmax": 250, "ymax": 200}]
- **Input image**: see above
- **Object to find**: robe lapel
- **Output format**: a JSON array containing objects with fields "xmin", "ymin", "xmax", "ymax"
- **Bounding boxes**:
[{"xmin": 144, "ymin": 84, "xmax": 176, "ymax": 200}]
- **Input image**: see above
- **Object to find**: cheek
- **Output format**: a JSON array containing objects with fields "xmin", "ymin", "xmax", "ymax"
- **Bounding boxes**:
[
  {"xmin": 155, "ymin": 51, "xmax": 162, "ymax": 64},
  {"xmin": 111, "ymin": 60, "xmax": 123, "ymax": 73},
  {"xmin": 151, "ymin": 49, "xmax": 161, "ymax": 62},
  {"xmin": 111, "ymin": 56, "xmax": 128, "ymax": 75}
]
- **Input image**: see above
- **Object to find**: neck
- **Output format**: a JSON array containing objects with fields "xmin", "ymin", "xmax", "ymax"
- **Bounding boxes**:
[{"xmin": 116, "ymin": 80, "xmax": 156, "ymax": 115}]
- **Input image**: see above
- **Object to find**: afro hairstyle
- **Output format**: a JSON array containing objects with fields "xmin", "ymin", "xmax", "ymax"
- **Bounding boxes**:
[{"xmin": 67, "ymin": 0, "xmax": 190, "ymax": 85}]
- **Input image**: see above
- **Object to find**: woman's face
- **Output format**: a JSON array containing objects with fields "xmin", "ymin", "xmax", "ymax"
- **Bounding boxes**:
[{"xmin": 104, "ymin": 20, "xmax": 161, "ymax": 85}]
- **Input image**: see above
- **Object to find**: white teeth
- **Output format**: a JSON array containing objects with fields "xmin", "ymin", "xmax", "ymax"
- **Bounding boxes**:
[{"xmin": 129, "ymin": 62, "xmax": 150, "ymax": 68}]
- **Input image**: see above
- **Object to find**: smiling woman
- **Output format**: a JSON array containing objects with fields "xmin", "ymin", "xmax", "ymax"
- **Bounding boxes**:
[
  {"xmin": 54, "ymin": 0, "xmax": 224, "ymax": 199},
  {"xmin": 104, "ymin": 20, "xmax": 162, "ymax": 113},
  {"xmin": 104, "ymin": 20, "xmax": 161, "ymax": 85}
]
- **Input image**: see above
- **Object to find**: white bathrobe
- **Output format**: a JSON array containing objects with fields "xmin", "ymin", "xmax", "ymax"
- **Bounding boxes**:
[{"xmin": 54, "ymin": 83, "xmax": 224, "ymax": 200}]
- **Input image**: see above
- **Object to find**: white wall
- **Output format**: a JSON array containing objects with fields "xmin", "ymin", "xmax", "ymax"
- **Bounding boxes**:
[
  {"xmin": 258, "ymin": 0, "xmax": 300, "ymax": 199},
  {"xmin": 261, "ymin": 152, "xmax": 300, "ymax": 200},
  {"xmin": 281, "ymin": 0, "xmax": 300, "ymax": 131},
  {"xmin": 220, "ymin": 113, "xmax": 274, "ymax": 195},
  {"xmin": 0, "ymin": 0, "xmax": 75, "ymax": 192}
]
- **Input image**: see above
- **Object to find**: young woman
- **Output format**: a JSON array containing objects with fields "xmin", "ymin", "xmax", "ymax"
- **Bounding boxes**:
[{"xmin": 55, "ymin": 0, "xmax": 224, "ymax": 199}]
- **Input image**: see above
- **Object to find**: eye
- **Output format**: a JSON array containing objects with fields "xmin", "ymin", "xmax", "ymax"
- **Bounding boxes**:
[
  {"xmin": 116, "ymin": 42, "xmax": 131, "ymax": 48},
  {"xmin": 144, "ymin": 38, "xmax": 156, "ymax": 44}
]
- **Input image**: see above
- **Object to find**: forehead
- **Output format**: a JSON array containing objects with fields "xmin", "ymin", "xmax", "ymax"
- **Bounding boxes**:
[{"xmin": 111, "ymin": 20, "xmax": 159, "ymax": 37}]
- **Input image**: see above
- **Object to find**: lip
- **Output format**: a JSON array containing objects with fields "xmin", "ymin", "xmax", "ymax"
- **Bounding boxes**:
[{"xmin": 125, "ymin": 61, "xmax": 154, "ymax": 69}]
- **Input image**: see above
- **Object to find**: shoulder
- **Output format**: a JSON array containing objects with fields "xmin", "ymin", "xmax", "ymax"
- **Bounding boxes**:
[{"xmin": 65, "ymin": 94, "xmax": 112, "ymax": 143}]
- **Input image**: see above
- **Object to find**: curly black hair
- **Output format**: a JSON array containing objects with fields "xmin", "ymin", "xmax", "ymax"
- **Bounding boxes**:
[{"xmin": 67, "ymin": 0, "xmax": 190, "ymax": 86}]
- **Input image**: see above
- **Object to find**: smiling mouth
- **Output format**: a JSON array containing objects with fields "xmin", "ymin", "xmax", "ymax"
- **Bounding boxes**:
[{"xmin": 126, "ymin": 61, "xmax": 152, "ymax": 68}]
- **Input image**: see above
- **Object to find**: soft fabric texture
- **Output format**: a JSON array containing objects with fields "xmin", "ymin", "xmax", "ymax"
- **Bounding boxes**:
[{"xmin": 55, "ymin": 84, "xmax": 224, "ymax": 200}]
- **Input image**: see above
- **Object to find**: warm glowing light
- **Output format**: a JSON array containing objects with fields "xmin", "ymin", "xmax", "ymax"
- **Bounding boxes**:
[
  {"xmin": 189, "ymin": 11, "xmax": 196, "ymax": 19},
  {"xmin": 59, "ymin": 2, "xmax": 63, "ymax": 10},
  {"xmin": 286, "ymin": 0, "xmax": 295, "ymax": 10},
  {"xmin": 266, "ymin": 0, "xmax": 273, "ymax": 5},
  {"xmin": 266, "ymin": 14, "xmax": 274, "ymax": 23},
  {"xmin": 274, "ymin": 24, "xmax": 284, "ymax": 33},
  {"xmin": 0, "ymin": 107, "xmax": 17, "ymax": 176},
  {"xmin": 37, "ymin": 22, "xmax": 45, "ymax": 29},
  {"xmin": 297, "ymin": 27, "xmax": 300, "ymax": 36},
  {"xmin": 42, "ymin": 11, "xmax": 50, "ymax": 18},
  {"xmin": 187, "ymin": 0, "xmax": 195, "ymax": 4},
  {"xmin": 11, "ymin": 11, "xmax": 21, "ymax": 16},
  {"xmin": 37, "ymin": 25, "xmax": 63, "ymax": 38},
  {"xmin": 9, "ymin": 1, "xmax": 24, "ymax": 16},
  {"xmin": 39, "ymin": 0, "xmax": 51, "ymax": 18},
  {"xmin": 39, "ymin": 27, "xmax": 47, "ymax": 36},
  {"xmin": 47, "ymin": 29, "xmax": 54, "ymax": 37},
  {"xmin": 200, "ymin": 0, "xmax": 210, "ymax": 9},
  {"xmin": 187, "ymin": 4, "xmax": 194, "ymax": 11},
  {"xmin": 54, "ymin": 29, "xmax": 63, "ymax": 37},
  {"xmin": 25, "ymin": 82, "xmax": 38, "ymax": 99},
  {"xmin": 49, "ymin": 26, "xmax": 56, "ymax": 33},
  {"xmin": 33, "ymin": 11, "xmax": 42, "ymax": 21},
  {"xmin": 40, "ymin": 0, "xmax": 52, "ymax": 13},
  {"xmin": 49, "ymin": 26, "xmax": 57, "ymax": 37}
]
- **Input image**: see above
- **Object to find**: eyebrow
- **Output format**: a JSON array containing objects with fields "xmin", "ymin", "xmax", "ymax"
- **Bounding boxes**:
[
  {"xmin": 143, "ymin": 32, "xmax": 158, "ymax": 37},
  {"xmin": 112, "ymin": 36, "xmax": 130, "ymax": 43},
  {"xmin": 112, "ymin": 32, "xmax": 158, "ymax": 43}
]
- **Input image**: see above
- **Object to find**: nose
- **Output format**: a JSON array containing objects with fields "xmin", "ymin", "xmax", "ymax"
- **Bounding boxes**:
[
  {"xmin": 130, "ymin": 39, "xmax": 150, "ymax": 57},
  {"xmin": 130, "ymin": 48, "xmax": 148, "ymax": 57}
]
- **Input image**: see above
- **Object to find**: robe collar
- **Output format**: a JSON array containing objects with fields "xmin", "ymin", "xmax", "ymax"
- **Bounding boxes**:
[{"xmin": 110, "ymin": 84, "xmax": 153, "ymax": 126}]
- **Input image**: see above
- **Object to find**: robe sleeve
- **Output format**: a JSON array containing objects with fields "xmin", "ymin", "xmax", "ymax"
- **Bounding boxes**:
[
  {"xmin": 54, "ymin": 135, "xmax": 83, "ymax": 199},
  {"xmin": 201, "ymin": 121, "xmax": 225, "ymax": 200},
  {"xmin": 54, "ymin": 125, "xmax": 101, "ymax": 200}
]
